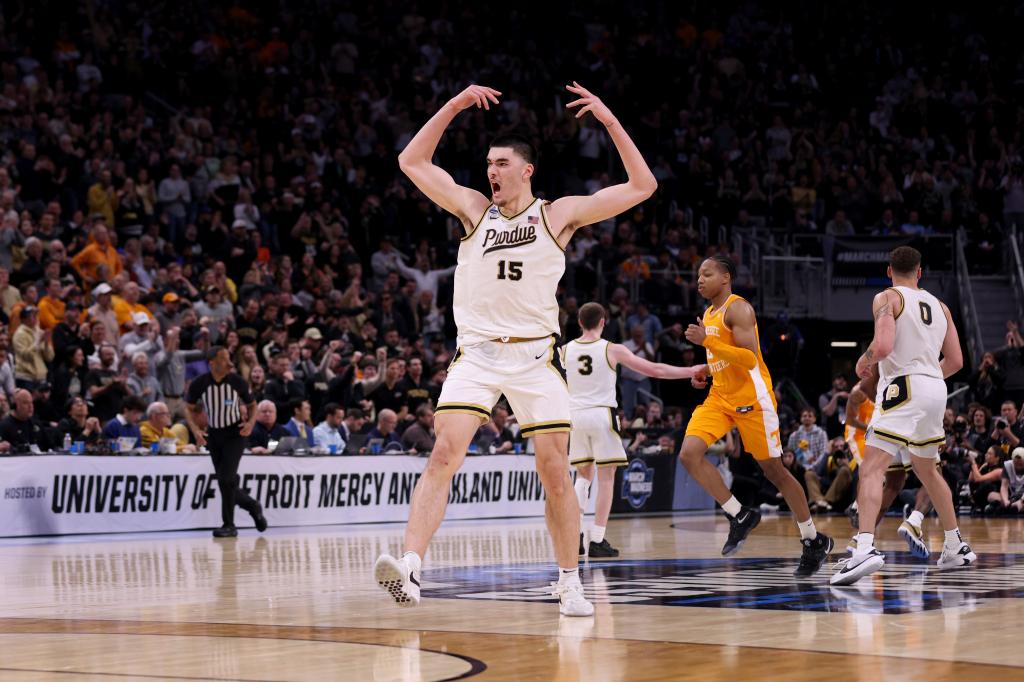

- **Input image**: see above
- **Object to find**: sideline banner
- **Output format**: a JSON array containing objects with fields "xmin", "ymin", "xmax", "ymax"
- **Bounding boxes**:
[{"xmin": 0, "ymin": 454, "xmax": 548, "ymax": 537}]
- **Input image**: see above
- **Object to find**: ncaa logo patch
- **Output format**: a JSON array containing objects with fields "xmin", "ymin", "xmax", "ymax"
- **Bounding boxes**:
[
  {"xmin": 488, "ymin": 207, "xmax": 499, "ymax": 220},
  {"xmin": 621, "ymin": 459, "xmax": 654, "ymax": 509}
]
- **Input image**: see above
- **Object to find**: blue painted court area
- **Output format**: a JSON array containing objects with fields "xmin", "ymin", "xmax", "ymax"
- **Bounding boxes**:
[{"xmin": 424, "ymin": 553, "xmax": 1024, "ymax": 614}]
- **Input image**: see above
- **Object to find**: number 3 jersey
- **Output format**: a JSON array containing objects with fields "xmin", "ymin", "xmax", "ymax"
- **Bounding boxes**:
[
  {"xmin": 563, "ymin": 338, "xmax": 617, "ymax": 409},
  {"xmin": 453, "ymin": 198, "xmax": 565, "ymax": 346},
  {"xmin": 878, "ymin": 286, "xmax": 946, "ymax": 386}
]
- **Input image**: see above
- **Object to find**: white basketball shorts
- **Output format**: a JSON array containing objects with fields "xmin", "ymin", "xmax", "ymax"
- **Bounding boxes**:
[
  {"xmin": 568, "ymin": 406, "xmax": 627, "ymax": 467},
  {"xmin": 865, "ymin": 373, "xmax": 947, "ymax": 467},
  {"xmin": 436, "ymin": 335, "xmax": 571, "ymax": 437}
]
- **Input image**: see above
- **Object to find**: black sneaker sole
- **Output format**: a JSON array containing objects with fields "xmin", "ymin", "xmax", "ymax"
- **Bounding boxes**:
[
  {"xmin": 588, "ymin": 544, "xmax": 620, "ymax": 558},
  {"xmin": 793, "ymin": 535, "xmax": 835, "ymax": 577},
  {"xmin": 721, "ymin": 511, "xmax": 761, "ymax": 556}
]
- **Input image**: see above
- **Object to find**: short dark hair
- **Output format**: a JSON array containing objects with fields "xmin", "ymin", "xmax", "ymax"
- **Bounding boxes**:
[
  {"xmin": 123, "ymin": 396, "xmax": 147, "ymax": 413},
  {"xmin": 578, "ymin": 302, "xmax": 606, "ymax": 331},
  {"xmin": 707, "ymin": 254, "xmax": 736, "ymax": 280},
  {"xmin": 415, "ymin": 404, "xmax": 433, "ymax": 419},
  {"xmin": 345, "ymin": 407, "xmax": 365, "ymax": 420},
  {"xmin": 207, "ymin": 345, "xmax": 226, "ymax": 362},
  {"xmin": 322, "ymin": 402, "xmax": 342, "ymax": 417},
  {"xmin": 291, "ymin": 398, "xmax": 309, "ymax": 415},
  {"xmin": 889, "ymin": 246, "xmax": 922, "ymax": 275},
  {"xmin": 800, "ymin": 407, "xmax": 816, "ymax": 418},
  {"xmin": 489, "ymin": 134, "xmax": 535, "ymax": 165}
]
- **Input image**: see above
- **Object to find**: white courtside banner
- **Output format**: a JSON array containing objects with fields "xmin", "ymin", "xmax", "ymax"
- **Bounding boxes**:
[{"xmin": 0, "ymin": 454, "xmax": 549, "ymax": 537}]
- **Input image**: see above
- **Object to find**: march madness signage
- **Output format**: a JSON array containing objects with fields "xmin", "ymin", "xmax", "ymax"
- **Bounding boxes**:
[
  {"xmin": 831, "ymin": 235, "xmax": 953, "ymax": 287},
  {"xmin": 0, "ymin": 455, "xmax": 548, "ymax": 537}
]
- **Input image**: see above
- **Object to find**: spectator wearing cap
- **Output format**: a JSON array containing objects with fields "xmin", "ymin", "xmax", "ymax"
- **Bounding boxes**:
[
  {"xmin": 113, "ymin": 281, "xmax": 153, "ymax": 332},
  {"xmin": 86, "ymin": 282, "xmax": 120, "ymax": 343},
  {"xmin": 156, "ymin": 292, "xmax": 183, "ymax": 331},
  {"xmin": 119, "ymin": 312, "xmax": 165, "ymax": 364},
  {"xmin": 70, "ymin": 223, "xmax": 123, "ymax": 286},
  {"xmin": 101, "ymin": 395, "xmax": 146, "ymax": 451},
  {"xmin": 12, "ymin": 306, "xmax": 53, "ymax": 389},
  {"xmin": 195, "ymin": 286, "xmax": 233, "ymax": 329},
  {"xmin": 0, "ymin": 389, "xmax": 53, "ymax": 452},
  {"xmin": 37, "ymin": 278, "xmax": 68, "ymax": 330}
]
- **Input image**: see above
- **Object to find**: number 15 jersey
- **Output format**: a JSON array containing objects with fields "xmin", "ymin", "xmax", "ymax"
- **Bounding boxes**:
[{"xmin": 453, "ymin": 198, "xmax": 565, "ymax": 346}]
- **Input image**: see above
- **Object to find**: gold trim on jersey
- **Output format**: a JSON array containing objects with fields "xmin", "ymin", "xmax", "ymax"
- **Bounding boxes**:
[
  {"xmin": 546, "ymin": 335, "xmax": 568, "ymax": 387},
  {"xmin": 461, "ymin": 205, "xmax": 492, "ymax": 242},
  {"xmin": 595, "ymin": 458, "xmax": 628, "ymax": 468},
  {"xmin": 886, "ymin": 287, "xmax": 905, "ymax": 320},
  {"xmin": 573, "ymin": 338, "xmax": 602, "ymax": 344},
  {"xmin": 604, "ymin": 340, "xmax": 615, "ymax": 370},
  {"xmin": 497, "ymin": 197, "xmax": 538, "ymax": 220},
  {"xmin": 520, "ymin": 419, "xmax": 572, "ymax": 437},
  {"xmin": 539, "ymin": 201, "xmax": 566, "ymax": 252},
  {"xmin": 435, "ymin": 402, "xmax": 491, "ymax": 421}
]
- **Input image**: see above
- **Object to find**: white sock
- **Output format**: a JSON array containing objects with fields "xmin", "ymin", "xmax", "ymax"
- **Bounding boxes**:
[
  {"xmin": 722, "ymin": 496, "xmax": 742, "ymax": 517},
  {"xmin": 943, "ymin": 528, "xmax": 962, "ymax": 549},
  {"xmin": 558, "ymin": 567, "xmax": 580, "ymax": 585},
  {"xmin": 797, "ymin": 517, "xmax": 816, "ymax": 541},
  {"xmin": 591, "ymin": 525, "xmax": 606, "ymax": 544},
  {"xmin": 855, "ymin": 532, "xmax": 875, "ymax": 555},
  {"xmin": 402, "ymin": 551, "xmax": 422, "ymax": 574},
  {"xmin": 907, "ymin": 510, "xmax": 925, "ymax": 527},
  {"xmin": 574, "ymin": 477, "xmax": 591, "ymax": 512}
]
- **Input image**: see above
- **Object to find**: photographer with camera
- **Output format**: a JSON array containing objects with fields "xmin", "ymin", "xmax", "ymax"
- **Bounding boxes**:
[
  {"xmin": 992, "ymin": 448, "xmax": 1024, "ymax": 514},
  {"xmin": 805, "ymin": 437, "xmax": 856, "ymax": 512},
  {"xmin": 991, "ymin": 400, "xmax": 1023, "ymax": 452},
  {"xmin": 969, "ymin": 446, "xmax": 1006, "ymax": 513},
  {"xmin": 944, "ymin": 414, "xmax": 979, "ymax": 496}
]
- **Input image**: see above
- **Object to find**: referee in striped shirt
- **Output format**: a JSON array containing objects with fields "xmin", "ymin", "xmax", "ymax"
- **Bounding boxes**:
[{"xmin": 186, "ymin": 346, "xmax": 268, "ymax": 538}]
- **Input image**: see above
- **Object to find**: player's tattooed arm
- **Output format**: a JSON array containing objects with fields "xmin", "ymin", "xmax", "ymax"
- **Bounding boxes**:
[{"xmin": 857, "ymin": 291, "xmax": 897, "ymax": 378}]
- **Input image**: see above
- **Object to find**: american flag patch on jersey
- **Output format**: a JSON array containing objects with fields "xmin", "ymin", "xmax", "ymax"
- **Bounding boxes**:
[{"xmin": 528, "ymin": 215, "xmax": 539, "ymax": 224}]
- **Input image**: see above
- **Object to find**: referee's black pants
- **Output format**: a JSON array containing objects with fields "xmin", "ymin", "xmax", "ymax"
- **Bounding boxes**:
[{"xmin": 207, "ymin": 426, "xmax": 260, "ymax": 526}]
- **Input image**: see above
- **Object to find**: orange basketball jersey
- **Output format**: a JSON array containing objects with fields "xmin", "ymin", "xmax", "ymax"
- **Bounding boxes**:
[
  {"xmin": 845, "ymin": 397, "xmax": 874, "ymax": 463},
  {"xmin": 702, "ymin": 294, "xmax": 776, "ymax": 410}
]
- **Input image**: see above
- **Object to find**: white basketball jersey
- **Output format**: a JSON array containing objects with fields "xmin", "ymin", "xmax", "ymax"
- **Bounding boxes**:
[
  {"xmin": 878, "ymin": 286, "xmax": 946, "ymax": 385},
  {"xmin": 453, "ymin": 198, "xmax": 565, "ymax": 346},
  {"xmin": 564, "ymin": 338, "xmax": 617, "ymax": 409}
]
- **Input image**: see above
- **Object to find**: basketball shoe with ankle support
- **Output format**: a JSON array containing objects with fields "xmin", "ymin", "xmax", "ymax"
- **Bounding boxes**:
[{"xmin": 374, "ymin": 554, "xmax": 421, "ymax": 607}]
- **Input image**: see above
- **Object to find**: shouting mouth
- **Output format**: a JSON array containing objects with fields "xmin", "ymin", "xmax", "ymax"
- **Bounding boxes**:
[{"xmin": 490, "ymin": 181, "xmax": 501, "ymax": 195}]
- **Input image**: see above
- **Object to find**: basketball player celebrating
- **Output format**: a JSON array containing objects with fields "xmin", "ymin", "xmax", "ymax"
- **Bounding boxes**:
[
  {"xmin": 831, "ymin": 246, "xmax": 975, "ymax": 586},
  {"xmin": 679, "ymin": 255, "xmax": 833, "ymax": 577},
  {"xmin": 374, "ymin": 83, "xmax": 658, "ymax": 616},
  {"xmin": 565, "ymin": 302, "xmax": 707, "ymax": 558},
  {"xmin": 845, "ymin": 367, "xmax": 933, "ymax": 560}
]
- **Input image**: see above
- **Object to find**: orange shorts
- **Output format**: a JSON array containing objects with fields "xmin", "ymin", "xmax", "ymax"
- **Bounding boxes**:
[{"xmin": 685, "ymin": 392, "xmax": 782, "ymax": 460}]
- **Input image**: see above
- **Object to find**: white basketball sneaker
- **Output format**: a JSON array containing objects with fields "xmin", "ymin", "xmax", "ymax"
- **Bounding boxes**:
[
  {"xmin": 374, "ymin": 554, "xmax": 421, "ymax": 607},
  {"xmin": 937, "ymin": 542, "xmax": 977, "ymax": 569},
  {"xmin": 829, "ymin": 548, "xmax": 885, "ymax": 586},
  {"xmin": 897, "ymin": 520, "xmax": 930, "ymax": 559},
  {"xmin": 551, "ymin": 580, "xmax": 594, "ymax": 617}
]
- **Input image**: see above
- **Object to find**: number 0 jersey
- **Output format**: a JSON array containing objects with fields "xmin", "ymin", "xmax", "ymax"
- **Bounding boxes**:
[
  {"xmin": 564, "ymin": 338, "xmax": 617, "ymax": 409},
  {"xmin": 878, "ymin": 286, "xmax": 946, "ymax": 385},
  {"xmin": 453, "ymin": 198, "xmax": 565, "ymax": 346}
]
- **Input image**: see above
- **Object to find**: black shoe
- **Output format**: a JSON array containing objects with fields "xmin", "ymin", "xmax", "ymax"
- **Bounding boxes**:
[
  {"xmin": 794, "ymin": 533, "xmax": 834, "ymax": 577},
  {"xmin": 213, "ymin": 524, "xmax": 238, "ymax": 538},
  {"xmin": 251, "ymin": 504, "xmax": 268, "ymax": 532},
  {"xmin": 588, "ymin": 539, "xmax": 620, "ymax": 558},
  {"xmin": 722, "ymin": 507, "xmax": 761, "ymax": 556},
  {"xmin": 984, "ymin": 502, "xmax": 1000, "ymax": 516},
  {"xmin": 847, "ymin": 505, "xmax": 859, "ymax": 529},
  {"xmin": 579, "ymin": 533, "xmax": 585, "ymax": 556}
]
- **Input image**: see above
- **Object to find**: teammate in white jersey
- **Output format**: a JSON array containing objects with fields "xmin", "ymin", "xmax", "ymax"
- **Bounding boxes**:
[
  {"xmin": 832, "ymin": 246, "xmax": 976, "ymax": 586},
  {"xmin": 374, "ymin": 83, "xmax": 657, "ymax": 617},
  {"xmin": 566, "ymin": 302, "xmax": 707, "ymax": 558}
]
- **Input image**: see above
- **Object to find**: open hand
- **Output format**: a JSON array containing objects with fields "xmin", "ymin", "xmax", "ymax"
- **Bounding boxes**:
[
  {"xmin": 565, "ymin": 82, "xmax": 616, "ymax": 126},
  {"xmin": 449, "ymin": 85, "xmax": 501, "ymax": 112},
  {"xmin": 684, "ymin": 317, "xmax": 707, "ymax": 346}
]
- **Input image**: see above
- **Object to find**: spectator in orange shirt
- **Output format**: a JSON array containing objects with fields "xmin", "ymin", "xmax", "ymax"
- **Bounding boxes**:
[
  {"xmin": 87, "ymin": 170, "xmax": 118, "ymax": 227},
  {"xmin": 71, "ymin": 223, "xmax": 123, "ymax": 286},
  {"xmin": 113, "ymin": 281, "xmax": 154, "ymax": 332},
  {"xmin": 38, "ymin": 279, "xmax": 68, "ymax": 330}
]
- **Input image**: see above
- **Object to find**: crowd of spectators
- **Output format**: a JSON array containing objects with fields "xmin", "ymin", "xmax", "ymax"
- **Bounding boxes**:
[{"xmin": 0, "ymin": 2, "xmax": 1021, "ymax": 463}]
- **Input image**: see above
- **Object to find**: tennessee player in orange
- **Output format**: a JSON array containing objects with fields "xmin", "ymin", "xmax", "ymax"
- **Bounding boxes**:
[{"xmin": 680, "ymin": 255, "xmax": 833, "ymax": 576}]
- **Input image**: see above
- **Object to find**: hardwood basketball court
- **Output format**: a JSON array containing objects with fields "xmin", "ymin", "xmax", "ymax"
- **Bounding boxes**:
[{"xmin": 1, "ymin": 513, "xmax": 1021, "ymax": 680}]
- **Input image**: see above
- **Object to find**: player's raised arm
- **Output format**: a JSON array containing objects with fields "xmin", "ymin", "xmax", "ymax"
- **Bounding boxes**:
[
  {"xmin": 855, "ymin": 289, "xmax": 900, "ymax": 378},
  {"xmin": 938, "ymin": 302, "xmax": 964, "ymax": 378},
  {"xmin": 397, "ymin": 85, "xmax": 499, "ymax": 227},
  {"xmin": 607, "ymin": 343, "xmax": 707, "ymax": 380},
  {"xmin": 545, "ymin": 82, "xmax": 657, "ymax": 243}
]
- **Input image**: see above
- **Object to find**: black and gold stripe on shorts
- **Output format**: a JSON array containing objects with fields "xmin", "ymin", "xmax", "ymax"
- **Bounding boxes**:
[
  {"xmin": 872, "ymin": 428, "xmax": 945, "ymax": 448},
  {"xmin": 436, "ymin": 402, "xmax": 491, "ymax": 420},
  {"xmin": 520, "ymin": 419, "xmax": 572, "ymax": 437}
]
